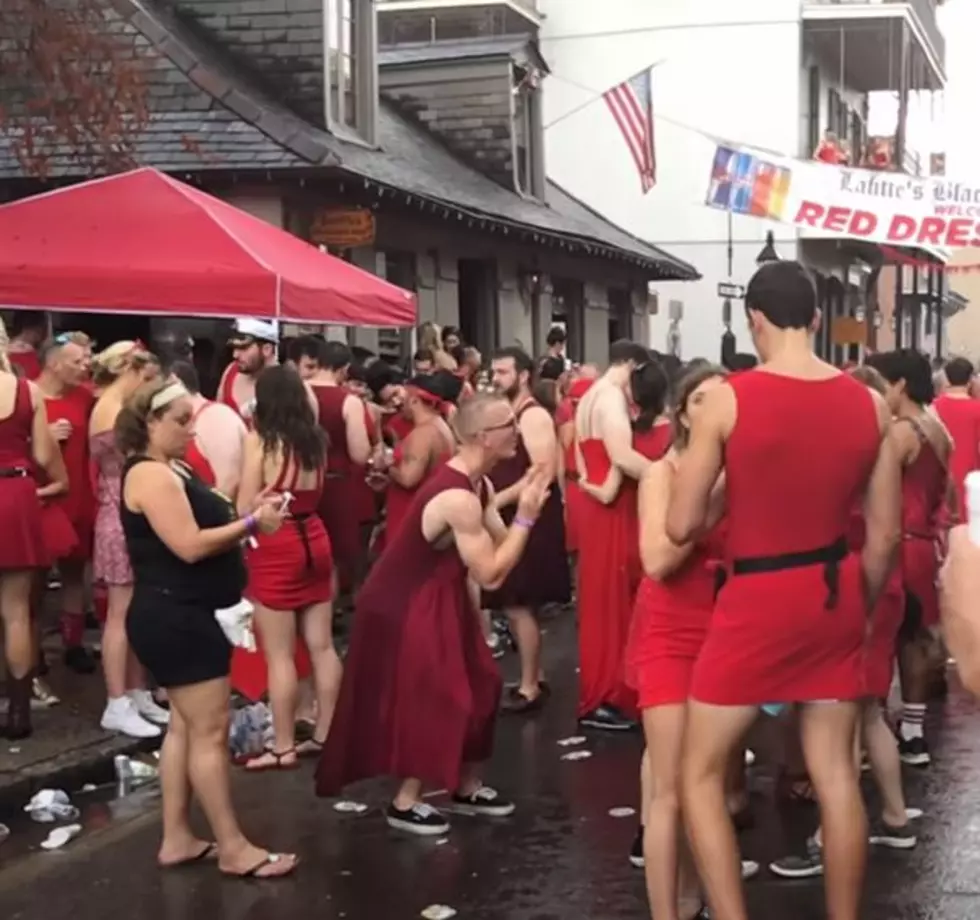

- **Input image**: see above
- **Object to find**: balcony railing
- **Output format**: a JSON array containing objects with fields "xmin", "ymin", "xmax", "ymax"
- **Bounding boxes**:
[
  {"xmin": 376, "ymin": 0, "xmax": 540, "ymax": 16},
  {"xmin": 806, "ymin": 0, "xmax": 945, "ymax": 68}
]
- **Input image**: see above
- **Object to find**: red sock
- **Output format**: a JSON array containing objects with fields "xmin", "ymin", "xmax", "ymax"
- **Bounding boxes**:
[{"xmin": 60, "ymin": 610, "xmax": 85, "ymax": 649}]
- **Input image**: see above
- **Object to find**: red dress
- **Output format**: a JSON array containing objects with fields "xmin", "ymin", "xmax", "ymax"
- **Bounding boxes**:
[
  {"xmin": 312, "ymin": 384, "xmax": 362, "ymax": 590},
  {"xmin": 847, "ymin": 510, "xmax": 903, "ymax": 699},
  {"xmin": 219, "ymin": 364, "xmax": 246, "ymax": 416},
  {"xmin": 8, "ymin": 350, "xmax": 41, "ymax": 381},
  {"xmin": 932, "ymin": 394, "xmax": 980, "ymax": 522},
  {"xmin": 41, "ymin": 386, "xmax": 95, "ymax": 562},
  {"xmin": 576, "ymin": 421, "xmax": 670, "ymax": 717},
  {"xmin": 184, "ymin": 402, "xmax": 217, "ymax": 487},
  {"xmin": 384, "ymin": 430, "xmax": 454, "ymax": 546},
  {"xmin": 0, "ymin": 377, "xmax": 47, "ymax": 569},
  {"xmin": 628, "ymin": 519, "xmax": 726, "ymax": 708},
  {"xmin": 691, "ymin": 372, "xmax": 880, "ymax": 705},
  {"xmin": 898, "ymin": 419, "xmax": 947, "ymax": 631},
  {"xmin": 231, "ymin": 457, "xmax": 330, "ymax": 702},
  {"xmin": 315, "ymin": 465, "xmax": 500, "ymax": 795}
]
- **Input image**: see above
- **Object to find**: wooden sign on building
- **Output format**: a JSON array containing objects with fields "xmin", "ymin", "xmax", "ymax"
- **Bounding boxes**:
[{"xmin": 310, "ymin": 207, "xmax": 376, "ymax": 248}]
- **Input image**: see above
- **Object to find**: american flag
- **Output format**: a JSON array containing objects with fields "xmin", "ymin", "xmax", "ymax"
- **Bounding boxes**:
[{"xmin": 603, "ymin": 69, "xmax": 657, "ymax": 193}]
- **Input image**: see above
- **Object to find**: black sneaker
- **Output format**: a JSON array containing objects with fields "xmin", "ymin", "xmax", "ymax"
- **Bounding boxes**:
[
  {"xmin": 385, "ymin": 802, "xmax": 450, "ymax": 836},
  {"xmin": 451, "ymin": 785, "xmax": 515, "ymax": 817},
  {"xmin": 869, "ymin": 817, "xmax": 917, "ymax": 849},
  {"xmin": 769, "ymin": 837, "xmax": 823, "ymax": 879},
  {"xmin": 629, "ymin": 826, "xmax": 644, "ymax": 868},
  {"xmin": 579, "ymin": 704, "xmax": 638, "ymax": 732},
  {"xmin": 898, "ymin": 735, "xmax": 931, "ymax": 767},
  {"xmin": 64, "ymin": 646, "xmax": 97, "ymax": 675}
]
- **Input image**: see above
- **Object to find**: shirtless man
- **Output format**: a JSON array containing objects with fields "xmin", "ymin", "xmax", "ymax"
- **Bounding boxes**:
[
  {"xmin": 574, "ymin": 340, "xmax": 655, "ymax": 732},
  {"xmin": 218, "ymin": 319, "xmax": 280, "ymax": 420},
  {"xmin": 486, "ymin": 347, "xmax": 570, "ymax": 710}
]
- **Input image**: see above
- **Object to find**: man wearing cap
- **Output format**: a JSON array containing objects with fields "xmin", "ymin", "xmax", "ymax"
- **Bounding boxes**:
[{"xmin": 219, "ymin": 319, "xmax": 281, "ymax": 420}]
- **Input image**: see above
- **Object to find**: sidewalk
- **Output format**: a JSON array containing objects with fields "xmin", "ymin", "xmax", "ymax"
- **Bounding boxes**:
[{"xmin": 0, "ymin": 646, "xmax": 158, "ymax": 821}]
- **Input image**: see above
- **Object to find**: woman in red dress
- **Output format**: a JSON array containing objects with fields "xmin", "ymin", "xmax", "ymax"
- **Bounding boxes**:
[
  {"xmin": 667, "ymin": 262, "xmax": 900, "ymax": 920},
  {"xmin": 0, "ymin": 330, "xmax": 67, "ymax": 740},
  {"xmin": 866, "ymin": 349, "xmax": 952, "ymax": 769},
  {"xmin": 238, "ymin": 366, "xmax": 340, "ymax": 770}
]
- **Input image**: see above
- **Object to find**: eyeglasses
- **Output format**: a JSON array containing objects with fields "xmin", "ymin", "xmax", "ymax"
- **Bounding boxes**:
[{"xmin": 482, "ymin": 417, "xmax": 517, "ymax": 433}]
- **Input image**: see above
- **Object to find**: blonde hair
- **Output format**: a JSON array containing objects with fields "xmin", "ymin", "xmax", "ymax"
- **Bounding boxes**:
[
  {"xmin": 0, "ymin": 316, "xmax": 11, "ymax": 374},
  {"xmin": 92, "ymin": 340, "xmax": 156, "ymax": 387}
]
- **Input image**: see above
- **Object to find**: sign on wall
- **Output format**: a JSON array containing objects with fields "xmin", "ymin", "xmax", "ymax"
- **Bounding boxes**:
[
  {"xmin": 704, "ymin": 142, "xmax": 980, "ymax": 249},
  {"xmin": 310, "ymin": 207, "xmax": 376, "ymax": 248}
]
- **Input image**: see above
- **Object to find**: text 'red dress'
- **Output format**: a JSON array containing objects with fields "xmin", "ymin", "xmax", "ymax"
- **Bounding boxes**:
[
  {"xmin": 313, "ymin": 384, "xmax": 362, "ymax": 591},
  {"xmin": 576, "ymin": 420, "xmax": 670, "ymax": 717},
  {"xmin": 232, "ymin": 455, "xmax": 332, "ymax": 701},
  {"xmin": 483, "ymin": 400, "xmax": 571, "ymax": 610},
  {"xmin": 316, "ymin": 465, "xmax": 500, "ymax": 795},
  {"xmin": 628, "ymin": 518, "xmax": 726, "ymax": 707},
  {"xmin": 898, "ymin": 418, "xmax": 947, "ymax": 631},
  {"xmin": 0, "ymin": 378, "xmax": 47, "ymax": 569},
  {"xmin": 691, "ymin": 372, "xmax": 880, "ymax": 705}
]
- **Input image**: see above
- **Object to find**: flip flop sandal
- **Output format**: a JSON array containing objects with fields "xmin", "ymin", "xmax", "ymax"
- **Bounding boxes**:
[
  {"xmin": 243, "ymin": 748, "xmax": 299, "ymax": 772},
  {"xmin": 162, "ymin": 842, "xmax": 218, "ymax": 869},
  {"xmin": 225, "ymin": 852, "xmax": 298, "ymax": 879}
]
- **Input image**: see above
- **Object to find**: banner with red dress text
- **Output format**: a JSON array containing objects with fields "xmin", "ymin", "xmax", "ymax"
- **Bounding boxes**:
[{"xmin": 704, "ymin": 142, "xmax": 980, "ymax": 252}]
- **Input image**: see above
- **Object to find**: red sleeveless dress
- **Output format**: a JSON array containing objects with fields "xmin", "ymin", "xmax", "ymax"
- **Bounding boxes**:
[
  {"xmin": 0, "ymin": 378, "xmax": 47, "ymax": 568},
  {"xmin": 628, "ymin": 518, "xmax": 726, "ymax": 708},
  {"xmin": 8, "ymin": 350, "xmax": 41, "ymax": 381},
  {"xmin": 316, "ymin": 465, "xmax": 500, "ymax": 795},
  {"xmin": 847, "ymin": 509, "xmax": 904, "ymax": 699},
  {"xmin": 39, "ymin": 385, "xmax": 95, "ymax": 562},
  {"xmin": 231, "ymin": 456, "xmax": 330, "ymax": 701},
  {"xmin": 691, "ymin": 371, "xmax": 880, "ymax": 705},
  {"xmin": 219, "ymin": 365, "xmax": 245, "ymax": 416},
  {"xmin": 312, "ymin": 384, "xmax": 361, "ymax": 591},
  {"xmin": 932, "ymin": 394, "xmax": 980, "ymax": 523},
  {"xmin": 184, "ymin": 402, "xmax": 217, "ymax": 487},
  {"xmin": 898, "ymin": 419, "xmax": 947, "ymax": 631},
  {"xmin": 482, "ymin": 400, "xmax": 571, "ymax": 610},
  {"xmin": 576, "ymin": 420, "xmax": 670, "ymax": 717}
]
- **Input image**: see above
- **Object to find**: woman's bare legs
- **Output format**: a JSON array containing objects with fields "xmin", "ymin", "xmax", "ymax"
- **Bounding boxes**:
[
  {"xmin": 167, "ymin": 678, "xmax": 296, "ymax": 877},
  {"xmin": 681, "ymin": 702, "xmax": 758, "ymax": 920},
  {"xmin": 2, "ymin": 570, "xmax": 34, "ymax": 680},
  {"xmin": 799, "ymin": 702, "xmax": 867, "ymax": 920},
  {"xmin": 103, "ymin": 584, "xmax": 134, "ymax": 697},
  {"xmin": 298, "ymin": 600, "xmax": 342, "ymax": 746},
  {"xmin": 249, "ymin": 603, "xmax": 299, "ymax": 768},
  {"xmin": 861, "ymin": 699, "xmax": 908, "ymax": 827},
  {"xmin": 643, "ymin": 705, "xmax": 701, "ymax": 920}
]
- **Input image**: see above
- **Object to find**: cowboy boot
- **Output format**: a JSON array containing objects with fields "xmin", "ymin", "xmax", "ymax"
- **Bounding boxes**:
[{"xmin": 5, "ymin": 674, "xmax": 33, "ymax": 740}]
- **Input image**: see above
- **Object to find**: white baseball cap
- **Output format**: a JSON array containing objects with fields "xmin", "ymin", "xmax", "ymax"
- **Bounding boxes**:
[{"xmin": 230, "ymin": 318, "xmax": 280, "ymax": 345}]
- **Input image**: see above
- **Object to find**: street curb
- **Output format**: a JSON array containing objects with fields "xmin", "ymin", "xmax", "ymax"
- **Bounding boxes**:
[{"xmin": 0, "ymin": 734, "xmax": 161, "ymax": 821}]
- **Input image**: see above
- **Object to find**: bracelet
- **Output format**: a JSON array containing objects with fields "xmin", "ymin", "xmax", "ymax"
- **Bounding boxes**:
[
  {"xmin": 514, "ymin": 515, "xmax": 536, "ymax": 530},
  {"xmin": 243, "ymin": 514, "xmax": 258, "ymax": 535}
]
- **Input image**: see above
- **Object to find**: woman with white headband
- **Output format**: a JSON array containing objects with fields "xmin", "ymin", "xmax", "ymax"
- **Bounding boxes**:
[{"xmin": 118, "ymin": 377, "xmax": 296, "ymax": 878}]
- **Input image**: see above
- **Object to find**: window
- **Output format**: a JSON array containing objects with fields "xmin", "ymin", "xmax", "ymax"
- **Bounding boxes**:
[
  {"xmin": 511, "ymin": 64, "xmax": 544, "ymax": 198},
  {"xmin": 807, "ymin": 66, "xmax": 820, "ymax": 155},
  {"xmin": 325, "ymin": 0, "xmax": 377, "ymax": 144}
]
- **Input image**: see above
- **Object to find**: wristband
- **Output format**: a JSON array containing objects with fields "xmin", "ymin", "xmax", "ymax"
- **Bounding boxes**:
[
  {"xmin": 244, "ymin": 514, "xmax": 258, "ymax": 535},
  {"xmin": 514, "ymin": 515, "xmax": 536, "ymax": 530}
]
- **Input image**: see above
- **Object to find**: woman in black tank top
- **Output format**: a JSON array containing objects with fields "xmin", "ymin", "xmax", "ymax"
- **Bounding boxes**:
[{"xmin": 115, "ymin": 377, "xmax": 297, "ymax": 880}]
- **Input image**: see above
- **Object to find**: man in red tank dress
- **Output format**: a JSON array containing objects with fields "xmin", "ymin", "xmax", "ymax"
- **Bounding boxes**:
[
  {"xmin": 296, "ymin": 338, "xmax": 371, "ymax": 594},
  {"xmin": 667, "ymin": 261, "xmax": 902, "ymax": 920},
  {"xmin": 7, "ymin": 311, "xmax": 50, "ymax": 381},
  {"xmin": 574, "ymin": 340, "xmax": 662, "ymax": 732},
  {"xmin": 35, "ymin": 339, "xmax": 99, "ymax": 674},
  {"xmin": 485, "ymin": 347, "xmax": 570, "ymax": 711},
  {"xmin": 933, "ymin": 356, "xmax": 980, "ymax": 522},
  {"xmin": 316, "ymin": 393, "xmax": 550, "ymax": 836},
  {"xmin": 219, "ymin": 319, "xmax": 280, "ymax": 421}
]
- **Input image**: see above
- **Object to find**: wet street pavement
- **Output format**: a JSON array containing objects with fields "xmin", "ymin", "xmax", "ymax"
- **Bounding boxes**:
[{"xmin": 1, "ymin": 612, "xmax": 979, "ymax": 920}]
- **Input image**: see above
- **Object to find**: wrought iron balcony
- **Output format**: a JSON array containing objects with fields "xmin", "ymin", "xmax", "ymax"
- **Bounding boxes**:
[{"xmin": 376, "ymin": 0, "xmax": 541, "ymax": 21}]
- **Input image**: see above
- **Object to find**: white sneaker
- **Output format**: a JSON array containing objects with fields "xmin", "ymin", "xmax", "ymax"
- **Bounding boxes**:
[
  {"xmin": 101, "ymin": 697, "xmax": 161, "ymax": 738},
  {"xmin": 129, "ymin": 690, "xmax": 170, "ymax": 726}
]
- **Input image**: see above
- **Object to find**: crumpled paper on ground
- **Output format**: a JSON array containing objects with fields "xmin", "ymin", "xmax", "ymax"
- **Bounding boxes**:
[{"xmin": 24, "ymin": 790, "xmax": 79, "ymax": 823}]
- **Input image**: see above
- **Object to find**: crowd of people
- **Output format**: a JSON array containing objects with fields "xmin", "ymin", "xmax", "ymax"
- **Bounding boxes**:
[{"xmin": 1, "ymin": 267, "xmax": 980, "ymax": 907}]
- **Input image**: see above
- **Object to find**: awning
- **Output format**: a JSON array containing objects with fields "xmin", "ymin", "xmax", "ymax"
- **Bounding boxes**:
[{"xmin": 0, "ymin": 168, "xmax": 416, "ymax": 326}]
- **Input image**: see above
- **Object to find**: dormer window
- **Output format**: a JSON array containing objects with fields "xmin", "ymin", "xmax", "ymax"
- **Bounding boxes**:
[
  {"xmin": 512, "ymin": 63, "xmax": 544, "ymax": 198},
  {"xmin": 325, "ymin": 0, "xmax": 378, "ymax": 145}
]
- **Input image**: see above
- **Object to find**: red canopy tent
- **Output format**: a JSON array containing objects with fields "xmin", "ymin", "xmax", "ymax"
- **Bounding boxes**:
[{"xmin": 0, "ymin": 168, "xmax": 416, "ymax": 326}]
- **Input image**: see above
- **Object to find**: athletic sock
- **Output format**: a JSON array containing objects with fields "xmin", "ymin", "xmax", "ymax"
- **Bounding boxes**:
[{"xmin": 900, "ymin": 702, "xmax": 926, "ymax": 741}]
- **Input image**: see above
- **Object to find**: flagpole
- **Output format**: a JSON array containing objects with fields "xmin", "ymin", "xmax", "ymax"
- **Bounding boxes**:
[{"xmin": 543, "ymin": 59, "xmax": 666, "ymax": 132}]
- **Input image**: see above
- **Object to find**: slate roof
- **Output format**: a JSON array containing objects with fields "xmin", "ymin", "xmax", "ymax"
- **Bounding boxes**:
[{"xmin": 0, "ymin": 0, "xmax": 698, "ymax": 281}]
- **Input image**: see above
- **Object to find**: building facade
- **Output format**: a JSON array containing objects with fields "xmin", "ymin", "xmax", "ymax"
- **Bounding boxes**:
[
  {"xmin": 0, "ymin": 0, "xmax": 698, "ymax": 367},
  {"xmin": 541, "ymin": 0, "xmax": 949, "ymax": 363}
]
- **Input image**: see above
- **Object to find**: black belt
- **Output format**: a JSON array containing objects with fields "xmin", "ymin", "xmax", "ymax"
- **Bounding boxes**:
[
  {"xmin": 725, "ymin": 537, "xmax": 848, "ymax": 610},
  {"xmin": 0, "ymin": 467, "xmax": 28, "ymax": 479}
]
